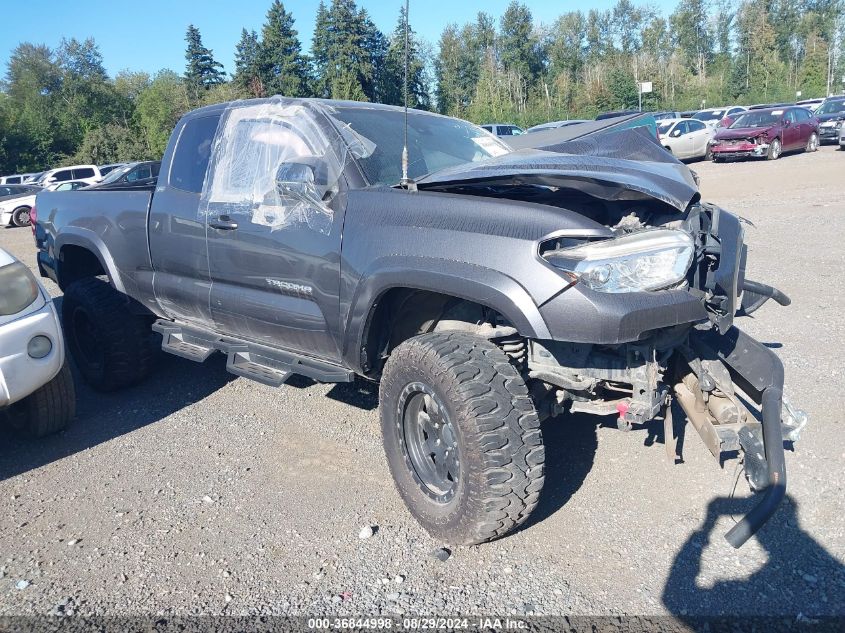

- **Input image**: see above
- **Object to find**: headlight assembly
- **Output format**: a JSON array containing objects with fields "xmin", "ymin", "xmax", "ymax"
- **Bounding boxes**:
[
  {"xmin": 0, "ymin": 261, "xmax": 40, "ymax": 315},
  {"xmin": 545, "ymin": 229, "xmax": 695, "ymax": 293}
]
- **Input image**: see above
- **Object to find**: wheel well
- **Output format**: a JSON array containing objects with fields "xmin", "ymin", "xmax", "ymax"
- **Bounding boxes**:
[
  {"xmin": 58, "ymin": 245, "xmax": 106, "ymax": 290},
  {"xmin": 361, "ymin": 288, "xmax": 515, "ymax": 376}
]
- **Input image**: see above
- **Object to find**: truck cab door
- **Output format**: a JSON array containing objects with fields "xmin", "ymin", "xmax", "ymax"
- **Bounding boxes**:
[
  {"xmin": 203, "ymin": 105, "xmax": 346, "ymax": 362},
  {"xmin": 149, "ymin": 113, "xmax": 221, "ymax": 328}
]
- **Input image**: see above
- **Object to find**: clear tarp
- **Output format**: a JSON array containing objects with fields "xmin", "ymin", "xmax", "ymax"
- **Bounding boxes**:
[{"xmin": 199, "ymin": 97, "xmax": 375, "ymax": 236}]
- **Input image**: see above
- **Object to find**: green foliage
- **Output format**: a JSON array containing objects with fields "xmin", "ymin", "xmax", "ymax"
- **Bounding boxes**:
[
  {"xmin": 381, "ymin": 6, "xmax": 430, "ymax": 109},
  {"xmin": 3, "ymin": 0, "xmax": 845, "ymax": 176},
  {"xmin": 184, "ymin": 25, "xmax": 225, "ymax": 102},
  {"xmin": 258, "ymin": 1, "xmax": 309, "ymax": 97},
  {"xmin": 137, "ymin": 70, "xmax": 190, "ymax": 158}
]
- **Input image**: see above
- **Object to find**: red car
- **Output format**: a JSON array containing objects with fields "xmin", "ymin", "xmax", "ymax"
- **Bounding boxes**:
[{"xmin": 709, "ymin": 106, "xmax": 819, "ymax": 161}]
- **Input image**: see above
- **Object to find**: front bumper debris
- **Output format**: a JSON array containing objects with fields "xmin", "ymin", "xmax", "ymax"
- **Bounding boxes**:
[{"xmin": 686, "ymin": 325, "xmax": 799, "ymax": 548}]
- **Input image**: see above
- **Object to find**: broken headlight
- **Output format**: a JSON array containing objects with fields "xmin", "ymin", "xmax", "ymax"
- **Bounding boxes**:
[{"xmin": 548, "ymin": 229, "xmax": 695, "ymax": 293}]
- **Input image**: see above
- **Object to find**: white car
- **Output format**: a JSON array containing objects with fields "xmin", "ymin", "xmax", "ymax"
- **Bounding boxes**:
[
  {"xmin": 691, "ymin": 106, "xmax": 746, "ymax": 128},
  {"xmin": 37, "ymin": 164, "xmax": 103, "ymax": 187},
  {"xmin": 840, "ymin": 123, "xmax": 845, "ymax": 150},
  {"xmin": 658, "ymin": 118, "xmax": 715, "ymax": 160},
  {"xmin": 0, "ymin": 191, "xmax": 38, "ymax": 227},
  {"xmin": 0, "ymin": 249, "xmax": 75, "ymax": 436}
]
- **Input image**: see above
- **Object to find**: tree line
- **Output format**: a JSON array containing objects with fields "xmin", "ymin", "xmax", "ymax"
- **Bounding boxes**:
[{"xmin": 1, "ymin": 0, "xmax": 844, "ymax": 174}]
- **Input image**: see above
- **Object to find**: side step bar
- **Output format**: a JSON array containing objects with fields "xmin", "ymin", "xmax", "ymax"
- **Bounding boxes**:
[{"xmin": 152, "ymin": 320, "xmax": 354, "ymax": 385}]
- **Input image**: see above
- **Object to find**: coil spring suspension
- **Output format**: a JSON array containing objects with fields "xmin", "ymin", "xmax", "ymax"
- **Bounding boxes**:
[{"xmin": 498, "ymin": 335, "xmax": 527, "ymax": 369}]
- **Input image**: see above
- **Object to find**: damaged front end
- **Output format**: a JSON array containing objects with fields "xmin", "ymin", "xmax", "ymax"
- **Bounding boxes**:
[{"xmin": 531, "ymin": 202, "xmax": 806, "ymax": 548}]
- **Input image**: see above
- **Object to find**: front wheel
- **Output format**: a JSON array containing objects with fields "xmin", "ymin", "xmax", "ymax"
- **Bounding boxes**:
[
  {"xmin": 6, "ymin": 362, "xmax": 75, "ymax": 437},
  {"xmin": 379, "ymin": 332, "xmax": 545, "ymax": 545},
  {"xmin": 11, "ymin": 206, "xmax": 31, "ymax": 227},
  {"xmin": 806, "ymin": 132, "xmax": 819, "ymax": 152},
  {"xmin": 767, "ymin": 138, "xmax": 782, "ymax": 160},
  {"xmin": 704, "ymin": 145, "xmax": 713, "ymax": 161}
]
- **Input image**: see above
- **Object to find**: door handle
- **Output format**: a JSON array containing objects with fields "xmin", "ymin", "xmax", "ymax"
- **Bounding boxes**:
[{"xmin": 209, "ymin": 215, "xmax": 238, "ymax": 231}]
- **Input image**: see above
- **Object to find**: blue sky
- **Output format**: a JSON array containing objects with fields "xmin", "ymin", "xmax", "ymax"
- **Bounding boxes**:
[{"xmin": 1, "ymin": 0, "xmax": 676, "ymax": 78}]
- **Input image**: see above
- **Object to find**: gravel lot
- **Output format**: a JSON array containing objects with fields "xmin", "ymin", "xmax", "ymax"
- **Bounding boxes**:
[{"xmin": 1, "ymin": 145, "xmax": 844, "ymax": 619}]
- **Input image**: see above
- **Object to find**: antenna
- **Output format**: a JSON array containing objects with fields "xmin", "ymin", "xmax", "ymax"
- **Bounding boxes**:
[{"xmin": 400, "ymin": 0, "xmax": 410, "ymax": 187}]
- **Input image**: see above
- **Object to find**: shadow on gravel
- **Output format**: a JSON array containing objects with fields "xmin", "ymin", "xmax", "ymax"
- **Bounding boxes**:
[
  {"xmin": 663, "ymin": 495, "xmax": 845, "ymax": 617},
  {"xmin": 517, "ymin": 412, "xmax": 599, "ymax": 532},
  {"xmin": 0, "ymin": 351, "xmax": 235, "ymax": 482}
]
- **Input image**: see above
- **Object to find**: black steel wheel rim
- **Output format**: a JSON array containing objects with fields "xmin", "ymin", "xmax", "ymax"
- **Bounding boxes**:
[
  {"xmin": 70, "ymin": 307, "xmax": 104, "ymax": 369},
  {"xmin": 398, "ymin": 382, "xmax": 461, "ymax": 503}
]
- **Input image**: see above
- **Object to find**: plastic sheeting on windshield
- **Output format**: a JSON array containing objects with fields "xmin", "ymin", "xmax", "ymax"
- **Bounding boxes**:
[{"xmin": 198, "ymin": 97, "xmax": 375, "ymax": 236}]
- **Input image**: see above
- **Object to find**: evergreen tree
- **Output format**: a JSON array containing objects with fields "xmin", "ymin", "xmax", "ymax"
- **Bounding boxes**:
[
  {"xmin": 258, "ymin": 0, "xmax": 309, "ymax": 97},
  {"xmin": 669, "ymin": 0, "xmax": 713, "ymax": 76},
  {"xmin": 319, "ymin": 0, "xmax": 375, "ymax": 101},
  {"xmin": 382, "ymin": 6, "xmax": 429, "ymax": 108},
  {"xmin": 233, "ymin": 29, "xmax": 263, "ymax": 96},
  {"xmin": 184, "ymin": 25, "xmax": 224, "ymax": 101},
  {"xmin": 499, "ymin": 2, "xmax": 541, "ymax": 83},
  {"xmin": 312, "ymin": 1, "xmax": 331, "ymax": 97}
]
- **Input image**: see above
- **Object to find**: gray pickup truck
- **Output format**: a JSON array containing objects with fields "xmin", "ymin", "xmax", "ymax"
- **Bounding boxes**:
[{"xmin": 33, "ymin": 98, "xmax": 805, "ymax": 547}]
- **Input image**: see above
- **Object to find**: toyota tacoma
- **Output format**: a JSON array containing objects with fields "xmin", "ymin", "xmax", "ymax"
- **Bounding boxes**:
[{"xmin": 33, "ymin": 98, "xmax": 805, "ymax": 547}]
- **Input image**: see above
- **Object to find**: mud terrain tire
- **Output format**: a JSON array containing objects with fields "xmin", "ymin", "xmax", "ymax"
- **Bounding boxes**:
[
  {"xmin": 61, "ymin": 277, "xmax": 159, "ymax": 391},
  {"xmin": 380, "ymin": 332, "xmax": 545, "ymax": 545}
]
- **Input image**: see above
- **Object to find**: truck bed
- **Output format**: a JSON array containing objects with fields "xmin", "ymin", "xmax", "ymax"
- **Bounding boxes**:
[{"xmin": 35, "ymin": 188, "xmax": 155, "ymax": 294}]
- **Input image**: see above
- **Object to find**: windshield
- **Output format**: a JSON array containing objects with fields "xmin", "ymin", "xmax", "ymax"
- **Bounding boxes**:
[
  {"xmin": 657, "ymin": 121, "xmax": 676, "ymax": 135},
  {"xmin": 730, "ymin": 111, "xmax": 782, "ymax": 128},
  {"xmin": 330, "ymin": 107, "xmax": 510, "ymax": 186},
  {"xmin": 693, "ymin": 110, "xmax": 725, "ymax": 122},
  {"xmin": 99, "ymin": 163, "xmax": 137, "ymax": 185},
  {"xmin": 816, "ymin": 100, "xmax": 845, "ymax": 115}
]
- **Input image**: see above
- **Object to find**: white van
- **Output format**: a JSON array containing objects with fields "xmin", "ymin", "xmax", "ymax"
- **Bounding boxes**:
[{"xmin": 37, "ymin": 165, "xmax": 103, "ymax": 187}]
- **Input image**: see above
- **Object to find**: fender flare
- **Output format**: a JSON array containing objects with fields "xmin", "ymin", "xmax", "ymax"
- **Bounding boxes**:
[
  {"xmin": 343, "ymin": 256, "xmax": 551, "ymax": 370},
  {"xmin": 53, "ymin": 227, "xmax": 125, "ymax": 293}
]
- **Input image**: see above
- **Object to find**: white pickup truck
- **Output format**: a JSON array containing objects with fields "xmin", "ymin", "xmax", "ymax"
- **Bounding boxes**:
[{"xmin": 0, "ymin": 248, "xmax": 75, "ymax": 436}]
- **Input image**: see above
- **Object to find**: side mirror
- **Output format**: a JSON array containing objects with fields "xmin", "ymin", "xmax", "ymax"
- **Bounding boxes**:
[
  {"xmin": 672, "ymin": 129, "xmax": 682, "ymax": 137},
  {"xmin": 275, "ymin": 161, "xmax": 330, "ymax": 205},
  {"xmin": 782, "ymin": 119, "xmax": 790, "ymax": 127}
]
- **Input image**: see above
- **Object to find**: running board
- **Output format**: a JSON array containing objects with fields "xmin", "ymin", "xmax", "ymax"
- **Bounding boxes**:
[{"xmin": 152, "ymin": 320, "xmax": 353, "ymax": 385}]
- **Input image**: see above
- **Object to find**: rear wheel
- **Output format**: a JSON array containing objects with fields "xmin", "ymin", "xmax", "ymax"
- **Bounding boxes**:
[
  {"xmin": 61, "ymin": 277, "xmax": 159, "ymax": 391},
  {"xmin": 766, "ymin": 138, "xmax": 782, "ymax": 160},
  {"xmin": 11, "ymin": 206, "xmax": 31, "ymax": 227},
  {"xmin": 7, "ymin": 362, "xmax": 75, "ymax": 437},
  {"xmin": 805, "ymin": 132, "xmax": 819, "ymax": 152},
  {"xmin": 379, "ymin": 332, "xmax": 545, "ymax": 545}
]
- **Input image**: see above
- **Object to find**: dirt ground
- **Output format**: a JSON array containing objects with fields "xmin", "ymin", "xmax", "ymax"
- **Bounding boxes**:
[{"xmin": 1, "ymin": 145, "xmax": 844, "ymax": 619}]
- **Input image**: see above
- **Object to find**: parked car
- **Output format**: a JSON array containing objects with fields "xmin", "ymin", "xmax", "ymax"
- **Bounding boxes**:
[
  {"xmin": 692, "ymin": 106, "xmax": 746, "ymax": 129},
  {"xmin": 595, "ymin": 110, "xmax": 641, "ymax": 120},
  {"xmin": 480, "ymin": 123, "xmax": 525, "ymax": 136},
  {"xmin": 710, "ymin": 106, "xmax": 819, "ymax": 161},
  {"xmin": 1, "ymin": 174, "xmax": 37, "ymax": 185},
  {"xmin": 657, "ymin": 118, "xmax": 714, "ymax": 160},
  {"xmin": 748, "ymin": 102, "xmax": 794, "ymax": 110},
  {"xmin": 0, "ymin": 248, "xmax": 75, "ymax": 437},
  {"xmin": 98, "ymin": 163, "xmax": 127, "ymax": 177},
  {"xmin": 37, "ymin": 165, "xmax": 103, "ymax": 187},
  {"xmin": 840, "ymin": 122, "xmax": 845, "ymax": 150},
  {"xmin": 651, "ymin": 111, "xmax": 683, "ymax": 121},
  {"xmin": 813, "ymin": 96, "xmax": 845, "ymax": 144},
  {"xmin": 0, "ymin": 188, "xmax": 39, "ymax": 227},
  {"xmin": 525, "ymin": 120, "xmax": 588, "ymax": 133},
  {"xmin": 87, "ymin": 161, "xmax": 161, "ymax": 189},
  {"xmin": 796, "ymin": 98, "xmax": 825, "ymax": 111},
  {"xmin": 46, "ymin": 181, "xmax": 90, "ymax": 192},
  {"xmin": 34, "ymin": 97, "xmax": 802, "ymax": 549},
  {"xmin": 23, "ymin": 172, "xmax": 45, "ymax": 184},
  {"xmin": 1, "ymin": 184, "xmax": 41, "ymax": 202},
  {"xmin": 679, "ymin": 110, "xmax": 696, "ymax": 118}
]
